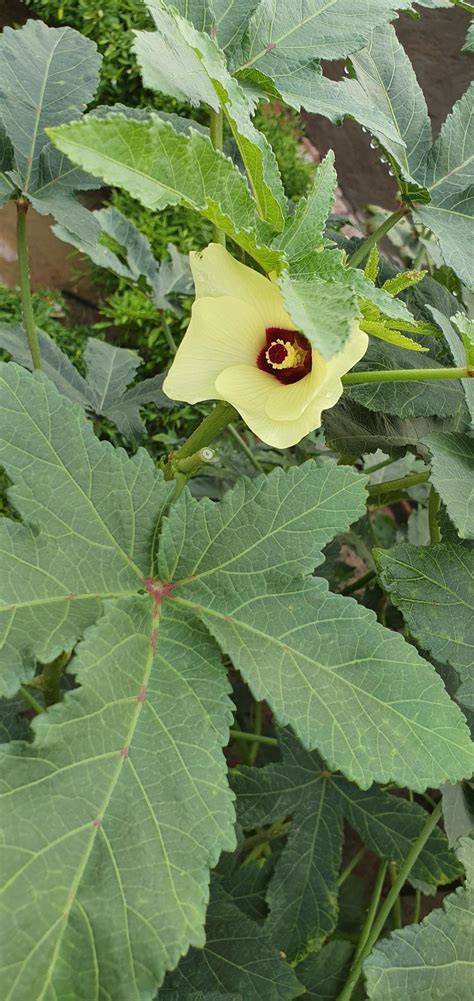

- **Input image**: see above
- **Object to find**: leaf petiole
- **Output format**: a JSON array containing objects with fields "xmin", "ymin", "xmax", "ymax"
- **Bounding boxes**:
[
  {"xmin": 342, "ymin": 366, "xmax": 471, "ymax": 385},
  {"xmin": 16, "ymin": 199, "xmax": 42, "ymax": 370},
  {"xmin": 348, "ymin": 206, "xmax": 408, "ymax": 269}
]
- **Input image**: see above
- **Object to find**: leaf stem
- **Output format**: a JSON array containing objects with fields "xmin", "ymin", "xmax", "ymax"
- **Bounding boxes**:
[
  {"xmin": 340, "ymin": 570, "xmax": 376, "ymax": 595},
  {"xmin": 389, "ymin": 863, "xmax": 403, "ymax": 929},
  {"xmin": 428, "ymin": 486, "xmax": 441, "ymax": 544},
  {"xmin": 19, "ymin": 685, "xmax": 45, "ymax": 715},
  {"xmin": 348, "ymin": 206, "xmax": 408, "ymax": 269},
  {"xmin": 170, "ymin": 401, "xmax": 238, "ymax": 468},
  {"xmin": 209, "ymin": 108, "xmax": 226, "ymax": 247},
  {"xmin": 342, "ymin": 366, "xmax": 471, "ymax": 386},
  {"xmin": 229, "ymin": 728, "xmax": 278, "ymax": 747},
  {"xmin": 337, "ymin": 846, "xmax": 366, "ymax": 887},
  {"xmin": 16, "ymin": 199, "xmax": 42, "ymax": 370},
  {"xmin": 350, "ymin": 860, "xmax": 388, "ymax": 970},
  {"xmin": 227, "ymin": 423, "xmax": 264, "ymax": 473},
  {"xmin": 336, "ymin": 802, "xmax": 443, "ymax": 1001},
  {"xmin": 161, "ymin": 312, "xmax": 177, "ymax": 354},
  {"xmin": 367, "ymin": 470, "xmax": 430, "ymax": 497},
  {"xmin": 249, "ymin": 701, "xmax": 262, "ymax": 765}
]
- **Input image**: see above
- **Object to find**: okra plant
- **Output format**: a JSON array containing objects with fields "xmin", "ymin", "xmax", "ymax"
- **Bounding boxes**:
[{"xmin": 0, "ymin": 2, "xmax": 473, "ymax": 999}]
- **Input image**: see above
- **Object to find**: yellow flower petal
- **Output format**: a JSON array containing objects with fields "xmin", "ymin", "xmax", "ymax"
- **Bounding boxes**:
[
  {"xmin": 163, "ymin": 296, "xmax": 265, "ymax": 403},
  {"xmin": 264, "ymin": 360, "xmax": 327, "ymax": 421},
  {"xmin": 216, "ymin": 365, "xmax": 326, "ymax": 448},
  {"xmin": 190, "ymin": 243, "xmax": 295, "ymax": 331}
]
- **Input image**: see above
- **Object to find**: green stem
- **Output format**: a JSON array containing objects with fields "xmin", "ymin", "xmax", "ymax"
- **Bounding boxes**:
[
  {"xmin": 365, "ymin": 456, "xmax": 399, "ymax": 475},
  {"xmin": 161, "ymin": 312, "xmax": 177, "ymax": 354},
  {"xmin": 342, "ymin": 366, "xmax": 470, "ymax": 386},
  {"xmin": 389, "ymin": 863, "xmax": 403, "ymax": 929},
  {"xmin": 16, "ymin": 199, "xmax": 42, "ymax": 370},
  {"xmin": 42, "ymin": 652, "xmax": 68, "ymax": 707},
  {"xmin": 227, "ymin": 423, "xmax": 264, "ymax": 473},
  {"xmin": 341, "ymin": 570, "xmax": 376, "ymax": 596},
  {"xmin": 348, "ymin": 207, "xmax": 408, "ymax": 269},
  {"xmin": 343, "ymin": 860, "xmax": 387, "ymax": 991},
  {"xmin": 170, "ymin": 401, "xmax": 238, "ymax": 468},
  {"xmin": 337, "ymin": 847, "xmax": 366, "ymax": 887},
  {"xmin": 337, "ymin": 802, "xmax": 443, "ymax": 1001},
  {"xmin": 19, "ymin": 685, "xmax": 45, "ymax": 715},
  {"xmin": 367, "ymin": 470, "xmax": 429, "ymax": 497},
  {"xmin": 229, "ymin": 728, "xmax": 278, "ymax": 747},
  {"xmin": 412, "ymin": 889, "xmax": 421, "ymax": 924},
  {"xmin": 209, "ymin": 108, "xmax": 226, "ymax": 247},
  {"xmin": 241, "ymin": 819, "xmax": 290, "ymax": 855},
  {"xmin": 249, "ymin": 701, "xmax": 262, "ymax": 766},
  {"xmin": 428, "ymin": 486, "xmax": 442, "ymax": 544}
]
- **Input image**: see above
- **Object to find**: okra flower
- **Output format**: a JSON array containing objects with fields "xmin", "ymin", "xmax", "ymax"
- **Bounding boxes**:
[{"xmin": 163, "ymin": 245, "xmax": 369, "ymax": 448}]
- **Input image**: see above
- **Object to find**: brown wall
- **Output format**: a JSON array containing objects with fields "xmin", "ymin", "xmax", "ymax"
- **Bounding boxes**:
[{"xmin": 303, "ymin": 8, "xmax": 473, "ymax": 213}]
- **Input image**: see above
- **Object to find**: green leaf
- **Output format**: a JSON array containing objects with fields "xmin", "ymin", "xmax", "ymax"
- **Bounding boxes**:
[
  {"xmin": 233, "ymin": 729, "xmax": 461, "ymax": 960},
  {"xmin": 137, "ymin": 4, "xmax": 286, "ymax": 229},
  {"xmin": 453, "ymin": 311, "xmax": 474, "ymax": 371},
  {"xmin": 350, "ymin": 25, "xmax": 432, "ymax": 187},
  {"xmin": 164, "ymin": 0, "xmax": 215, "ymax": 33},
  {"xmin": 364, "ymin": 838, "xmax": 474, "ymax": 1001},
  {"xmin": 159, "ymin": 883, "xmax": 304, "ymax": 1000},
  {"xmin": 0, "ymin": 692, "xmax": 32, "ymax": 742},
  {"xmin": 0, "ymin": 121, "xmax": 15, "ymax": 205},
  {"xmin": 170, "ymin": 573, "xmax": 474, "ymax": 790},
  {"xmin": 0, "ymin": 328, "xmax": 174, "ymax": 443},
  {"xmin": 423, "ymin": 432, "xmax": 474, "ymax": 539},
  {"xmin": 278, "ymin": 247, "xmax": 412, "ymax": 360},
  {"xmin": 375, "ymin": 543, "xmax": 474, "ymax": 681},
  {"xmin": 135, "ymin": 5, "xmax": 219, "ymax": 108},
  {"xmin": 295, "ymin": 940, "xmax": 354, "ymax": 1001},
  {"xmin": 361, "ymin": 320, "xmax": 428, "ymax": 353},
  {"xmin": 158, "ymin": 460, "xmax": 369, "ymax": 582},
  {"xmin": 414, "ymin": 84, "xmax": 474, "ymax": 289},
  {"xmin": 273, "ymin": 152, "xmax": 337, "ymax": 259},
  {"xmin": 348, "ymin": 341, "xmax": 466, "ymax": 418},
  {"xmin": 429, "ymin": 308, "xmax": 474, "ymax": 427},
  {"xmin": 463, "ymin": 21, "xmax": 474, "ymax": 53},
  {"xmin": 0, "ymin": 597, "xmax": 235, "ymax": 1001},
  {"xmin": 0, "ymin": 20, "xmax": 101, "ymax": 194},
  {"xmin": 233, "ymin": 732, "xmax": 343, "ymax": 961},
  {"xmin": 0, "ymin": 363, "xmax": 173, "ymax": 694},
  {"xmin": 237, "ymin": 1, "xmax": 413, "ymax": 71},
  {"xmin": 211, "ymin": 0, "xmax": 260, "ymax": 52},
  {"xmin": 48, "ymin": 112, "xmax": 282, "ymax": 272},
  {"xmin": 442, "ymin": 782, "xmax": 474, "ymax": 848}
]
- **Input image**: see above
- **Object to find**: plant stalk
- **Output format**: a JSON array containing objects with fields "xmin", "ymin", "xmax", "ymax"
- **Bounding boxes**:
[
  {"xmin": 170, "ymin": 401, "xmax": 238, "ymax": 467},
  {"xmin": 16, "ymin": 199, "xmax": 42, "ymax": 370},
  {"xmin": 229, "ymin": 728, "xmax": 278, "ymax": 747},
  {"xmin": 209, "ymin": 108, "xmax": 226, "ymax": 246},
  {"xmin": 447, "ymin": 0, "xmax": 474, "ymax": 13},
  {"xmin": 342, "ymin": 366, "xmax": 471, "ymax": 386},
  {"xmin": 249, "ymin": 701, "xmax": 263, "ymax": 765},
  {"xmin": 337, "ymin": 847, "xmax": 366, "ymax": 887},
  {"xmin": 348, "ymin": 206, "xmax": 408, "ymax": 269},
  {"xmin": 389, "ymin": 863, "xmax": 403, "ymax": 929},
  {"xmin": 227, "ymin": 423, "xmax": 264, "ymax": 473},
  {"xmin": 337, "ymin": 802, "xmax": 443, "ymax": 1001},
  {"xmin": 367, "ymin": 470, "xmax": 429, "ymax": 497},
  {"xmin": 19, "ymin": 685, "xmax": 45, "ymax": 715},
  {"xmin": 428, "ymin": 486, "xmax": 442, "ymax": 544}
]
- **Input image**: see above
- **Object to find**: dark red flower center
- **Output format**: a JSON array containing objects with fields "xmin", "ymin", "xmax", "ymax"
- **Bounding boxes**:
[{"xmin": 257, "ymin": 327, "xmax": 312, "ymax": 385}]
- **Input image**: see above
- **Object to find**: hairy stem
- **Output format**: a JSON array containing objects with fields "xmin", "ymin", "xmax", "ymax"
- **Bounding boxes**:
[
  {"xmin": 249, "ymin": 701, "xmax": 263, "ymax": 765},
  {"xmin": 389, "ymin": 863, "xmax": 403, "ymax": 929},
  {"xmin": 16, "ymin": 199, "xmax": 42, "ymax": 370},
  {"xmin": 348, "ymin": 206, "xmax": 408, "ymax": 269},
  {"xmin": 209, "ymin": 108, "xmax": 226, "ymax": 246},
  {"xmin": 342, "ymin": 366, "xmax": 471, "ymax": 386},
  {"xmin": 337, "ymin": 802, "xmax": 443, "ymax": 1001},
  {"xmin": 448, "ymin": 0, "xmax": 474, "ymax": 12}
]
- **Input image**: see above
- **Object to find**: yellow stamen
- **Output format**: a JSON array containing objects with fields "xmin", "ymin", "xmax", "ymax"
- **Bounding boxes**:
[{"xmin": 266, "ymin": 339, "xmax": 306, "ymax": 370}]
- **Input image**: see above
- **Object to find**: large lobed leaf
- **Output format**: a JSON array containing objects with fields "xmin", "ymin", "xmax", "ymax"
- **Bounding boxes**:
[
  {"xmin": 0, "ymin": 598, "xmax": 236, "ymax": 1001},
  {"xmin": 48, "ymin": 112, "xmax": 282, "ymax": 272},
  {"xmin": 136, "ymin": 2, "xmax": 287, "ymax": 229},
  {"xmin": 233, "ymin": 728, "xmax": 462, "ymax": 961},
  {"xmin": 364, "ymin": 838, "xmax": 474, "ymax": 1000},
  {"xmin": 375, "ymin": 543, "xmax": 474, "ymax": 682},
  {"xmin": 423, "ymin": 433, "xmax": 474, "ymax": 540}
]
